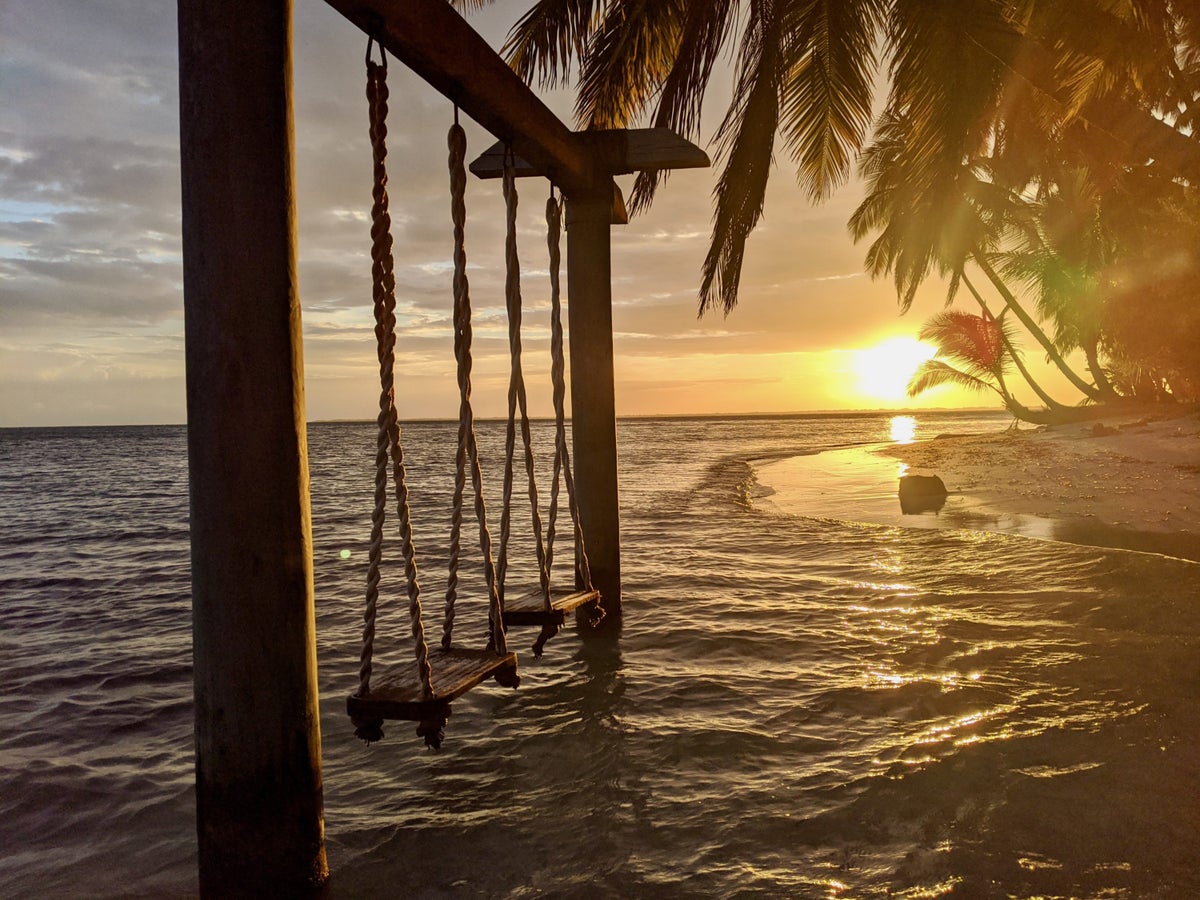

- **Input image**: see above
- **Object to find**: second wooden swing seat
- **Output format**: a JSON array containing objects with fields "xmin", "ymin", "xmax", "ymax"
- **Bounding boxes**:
[
  {"xmin": 490, "ymin": 154, "xmax": 603, "ymax": 649},
  {"xmin": 503, "ymin": 586, "xmax": 599, "ymax": 627}
]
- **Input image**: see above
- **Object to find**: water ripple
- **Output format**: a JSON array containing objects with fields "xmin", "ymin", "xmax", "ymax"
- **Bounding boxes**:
[{"xmin": 2, "ymin": 417, "xmax": 1198, "ymax": 897}]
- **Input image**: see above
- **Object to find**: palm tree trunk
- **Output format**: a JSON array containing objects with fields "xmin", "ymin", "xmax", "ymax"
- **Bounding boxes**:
[
  {"xmin": 1081, "ymin": 333, "xmax": 1120, "ymax": 401},
  {"xmin": 1005, "ymin": 396, "xmax": 1052, "ymax": 424},
  {"xmin": 971, "ymin": 252, "xmax": 1103, "ymax": 401},
  {"xmin": 962, "ymin": 272, "xmax": 1069, "ymax": 412}
]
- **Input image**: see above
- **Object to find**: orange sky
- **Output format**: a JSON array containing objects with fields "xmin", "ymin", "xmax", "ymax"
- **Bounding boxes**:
[{"xmin": 0, "ymin": 1, "xmax": 1080, "ymax": 426}]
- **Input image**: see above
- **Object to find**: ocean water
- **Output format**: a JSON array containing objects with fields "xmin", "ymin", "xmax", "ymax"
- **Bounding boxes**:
[{"xmin": 2, "ymin": 413, "xmax": 1198, "ymax": 898}]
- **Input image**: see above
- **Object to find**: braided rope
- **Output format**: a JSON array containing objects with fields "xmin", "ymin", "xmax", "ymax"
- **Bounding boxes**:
[
  {"xmin": 441, "ymin": 120, "xmax": 469, "ymax": 648},
  {"xmin": 544, "ymin": 195, "xmax": 563, "ymax": 579},
  {"xmin": 545, "ymin": 195, "xmax": 595, "ymax": 596},
  {"xmin": 496, "ymin": 162, "xmax": 517, "ymax": 597},
  {"xmin": 442, "ymin": 121, "xmax": 506, "ymax": 656},
  {"xmin": 360, "ymin": 54, "xmax": 433, "ymax": 703},
  {"xmin": 497, "ymin": 154, "xmax": 552, "ymax": 615}
]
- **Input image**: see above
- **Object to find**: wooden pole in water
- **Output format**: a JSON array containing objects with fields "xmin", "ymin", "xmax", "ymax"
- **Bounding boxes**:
[
  {"xmin": 565, "ymin": 184, "xmax": 623, "ymax": 619},
  {"xmin": 178, "ymin": 1, "xmax": 328, "ymax": 895}
]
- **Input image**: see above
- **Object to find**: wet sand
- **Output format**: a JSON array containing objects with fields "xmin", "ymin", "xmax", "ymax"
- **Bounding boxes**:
[{"xmin": 757, "ymin": 409, "xmax": 1200, "ymax": 561}]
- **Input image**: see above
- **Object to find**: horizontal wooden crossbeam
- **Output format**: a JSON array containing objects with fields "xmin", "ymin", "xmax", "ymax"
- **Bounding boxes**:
[
  {"xmin": 323, "ymin": 0, "xmax": 709, "ymax": 197},
  {"xmin": 325, "ymin": 0, "xmax": 595, "ymax": 194}
]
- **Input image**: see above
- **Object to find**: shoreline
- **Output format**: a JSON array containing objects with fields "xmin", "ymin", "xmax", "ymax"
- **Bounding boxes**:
[{"xmin": 756, "ymin": 409, "xmax": 1200, "ymax": 562}]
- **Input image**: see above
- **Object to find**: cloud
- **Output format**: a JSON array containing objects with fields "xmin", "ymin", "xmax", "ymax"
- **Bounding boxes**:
[{"xmin": 0, "ymin": 1, "xmax": 960, "ymax": 426}]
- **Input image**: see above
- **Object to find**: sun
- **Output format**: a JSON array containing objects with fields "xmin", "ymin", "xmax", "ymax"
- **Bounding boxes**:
[{"xmin": 851, "ymin": 337, "xmax": 937, "ymax": 404}]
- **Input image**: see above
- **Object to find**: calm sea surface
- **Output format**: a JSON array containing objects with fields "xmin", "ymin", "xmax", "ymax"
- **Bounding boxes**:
[{"xmin": 2, "ymin": 413, "xmax": 1198, "ymax": 898}]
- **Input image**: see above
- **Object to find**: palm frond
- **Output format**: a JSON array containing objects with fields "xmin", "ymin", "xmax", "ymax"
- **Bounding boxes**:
[
  {"xmin": 1034, "ymin": 1, "xmax": 1176, "ymax": 115},
  {"xmin": 907, "ymin": 359, "xmax": 999, "ymax": 397},
  {"xmin": 944, "ymin": 266, "xmax": 963, "ymax": 305},
  {"xmin": 699, "ymin": 0, "xmax": 782, "ymax": 314},
  {"xmin": 885, "ymin": 0, "xmax": 1016, "ymax": 170},
  {"xmin": 917, "ymin": 308, "xmax": 1016, "ymax": 379},
  {"xmin": 778, "ymin": 0, "xmax": 886, "ymax": 201},
  {"xmin": 502, "ymin": 0, "xmax": 602, "ymax": 89},
  {"xmin": 629, "ymin": 1, "xmax": 741, "ymax": 214},
  {"xmin": 849, "ymin": 111, "xmax": 972, "ymax": 312},
  {"xmin": 576, "ymin": 0, "xmax": 686, "ymax": 128}
]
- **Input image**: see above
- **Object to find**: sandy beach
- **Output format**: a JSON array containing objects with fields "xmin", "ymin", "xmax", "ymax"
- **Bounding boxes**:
[{"xmin": 758, "ymin": 408, "xmax": 1200, "ymax": 561}]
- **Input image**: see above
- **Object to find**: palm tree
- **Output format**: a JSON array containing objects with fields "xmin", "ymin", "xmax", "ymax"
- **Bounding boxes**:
[
  {"xmin": 462, "ymin": 0, "xmax": 1030, "ymax": 313},
  {"xmin": 907, "ymin": 307, "xmax": 1092, "ymax": 424},
  {"xmin": 907, "ymin": 308, "xmax": 1022, "ymax": 412},
  {"xmin": 847, "ymin": 111, "xmax": 1093, "ymax": 408},
  {"xmin": 959, "ymin": 271, "xmax": 1071, "ymax": 413},
  {"xmin": 999, "ymin": 167, "xmax": 1122, "ymax": 400},
  {"xmin": 457, "ymin": 0, "xmax": 1199, "ymax": 316}
]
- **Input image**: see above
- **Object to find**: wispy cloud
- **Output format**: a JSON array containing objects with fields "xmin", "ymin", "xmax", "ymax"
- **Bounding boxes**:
[{"xmin": 0, "ymin": 0, "xmax": 975, "ymax": 425}]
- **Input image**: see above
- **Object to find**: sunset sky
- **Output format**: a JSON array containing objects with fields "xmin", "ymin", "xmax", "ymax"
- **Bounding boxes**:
[{"xmin": 0, "ymin": 1, "xmax": 1082, "ymax": 427}]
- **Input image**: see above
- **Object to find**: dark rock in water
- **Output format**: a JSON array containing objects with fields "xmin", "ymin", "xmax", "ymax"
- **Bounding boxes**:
[{"xmin": 899, "ymin": 474, "xmax": 948, "ymax": 515}]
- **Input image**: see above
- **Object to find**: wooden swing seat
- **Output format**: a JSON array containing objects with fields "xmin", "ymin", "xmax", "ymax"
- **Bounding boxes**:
[
  {"xmin": 347, "ymin": 647, "xmax": 519, "ymax": 721},
  {"xmin": 503, "ymin": 587, "xmax": 601, "ymax": 627}
]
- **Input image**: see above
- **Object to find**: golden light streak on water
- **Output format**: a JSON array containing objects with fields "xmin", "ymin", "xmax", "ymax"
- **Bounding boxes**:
[{"xmin": 889, "ymin": 414, "xmax": 918, "ymax": 444}]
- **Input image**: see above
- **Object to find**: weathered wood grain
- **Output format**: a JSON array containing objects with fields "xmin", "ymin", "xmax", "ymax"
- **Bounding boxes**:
[
  {"xmin": 503, "ymin": 588, "xmax": 602, "ymax": 627},
  {"xmin": 347, "ymin": 648, "xmax": 519, "ymax": 721}
]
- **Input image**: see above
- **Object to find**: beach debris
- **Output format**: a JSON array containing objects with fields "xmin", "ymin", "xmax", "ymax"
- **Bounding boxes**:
[{"xmin": 899, "ymin": 474, "xmax": 948, "ymax": 515}]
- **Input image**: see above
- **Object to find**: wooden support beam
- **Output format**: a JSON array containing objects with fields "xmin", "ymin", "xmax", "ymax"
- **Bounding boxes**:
[
  {"xmin": 178, "ymin": 0, "xmax": 328, "ymax": 895},
  {"xmin": 565, "ymin": 188, "xmax": 623, "ymax": 619},
  {"xmin": 324, "ymin": 0, "xmax": 596, "ymax": 194}
]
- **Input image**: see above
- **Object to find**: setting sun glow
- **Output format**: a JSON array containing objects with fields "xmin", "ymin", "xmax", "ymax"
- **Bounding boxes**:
[
  {"xmin": 889, "ymin": 415, "xmax": 918, "ymax": 444},
  {"xmin": 852, "ymin": 338, "xmax": 937, "ymax": 404}
]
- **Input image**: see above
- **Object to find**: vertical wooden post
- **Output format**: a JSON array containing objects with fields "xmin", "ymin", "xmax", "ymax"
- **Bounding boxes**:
[
  {"xmin": 178, "ymin": 1, "xmax": 328, "ymax": 895},
  {"xmin": 565, "ymin": 186, "xmax": 622, "ymax": 619}
]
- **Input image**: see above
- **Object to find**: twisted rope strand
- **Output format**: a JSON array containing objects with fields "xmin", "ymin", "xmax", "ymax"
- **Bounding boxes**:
[
  {"xmin": 364, "ymin": 57, "xmax": 433, "ymax": 701},
  {"xmin": 544, "ymin": 195, "xmax": 563, "ymax": 578},
  {"xmin": 501, "ymin": 157, "xmax": 553, "ymax": 614},
  {"xmin": 441, "ymin": 122, "xmax": 469, "ymax": 649},
  {"xmin": 359, "ymin": 61, "xmax": 389, "ymax": 700},
  {"xmin": 360, "ymin": 386, "xmax": 387, "ymax": 696},
  {"xmin": 545, "ymin": 195, "xmax": 595, "ymax": 595},
  {"xmin": 444, "ymin": 122, "xmax": 505, "ymax": 656},
  {"xmin": 497, "ymin": 356, "xmax": 517, "ymax": 597}
]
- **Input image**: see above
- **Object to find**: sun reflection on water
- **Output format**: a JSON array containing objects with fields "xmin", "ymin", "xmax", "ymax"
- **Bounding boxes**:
[
  {"xmin": 889, "ymin": 415, "xmax": 918, "ymax": 443},
  {"xmin": 864, "ymin": 670, "xmax": 983, "ymax": 690}
]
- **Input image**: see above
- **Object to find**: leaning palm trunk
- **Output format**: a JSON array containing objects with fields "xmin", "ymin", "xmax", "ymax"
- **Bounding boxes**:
[
  {"xmin": 972, "ymin": 253, "xmax": 1103, "ymax": 401},
  {"xmin": 908, "ymin": 309, "xmax": 1083, "ymax": 426},
  {"xmin": 1081, "ymin": 334, "xmax": 1121, "ymax": 402},
  {"xmin": 909, "ymin": 357, "xmax": 1092, "ymax": 426},
  {"xmin": 962, "ymin": 272, "xmax": 1069, "ymax": 412}
]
